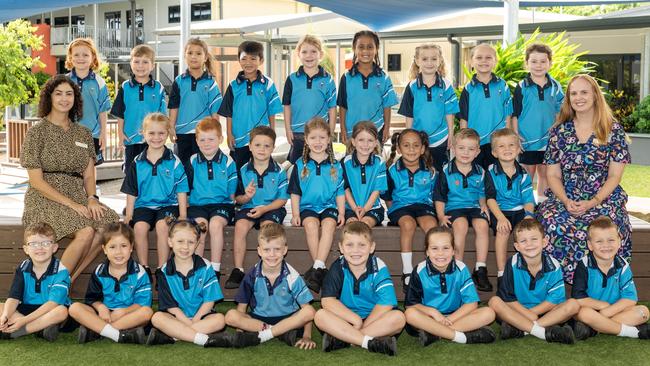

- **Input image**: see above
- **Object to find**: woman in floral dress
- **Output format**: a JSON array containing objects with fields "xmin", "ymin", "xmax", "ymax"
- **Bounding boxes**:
[{"xmin": 536, "ymin": 74, "xmax": 631, "ymax": 283}]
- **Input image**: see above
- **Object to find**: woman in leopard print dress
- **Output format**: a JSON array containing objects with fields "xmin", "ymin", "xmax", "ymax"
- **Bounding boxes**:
[{"xmin": 21, "ymin": 75, "xmax": 119, "ymax": 282}]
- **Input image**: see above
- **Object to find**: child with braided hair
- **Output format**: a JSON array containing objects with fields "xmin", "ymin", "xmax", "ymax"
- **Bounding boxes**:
[{"xmin": 288, "ymin": 117, "xmax": 345, "ymax": 293}]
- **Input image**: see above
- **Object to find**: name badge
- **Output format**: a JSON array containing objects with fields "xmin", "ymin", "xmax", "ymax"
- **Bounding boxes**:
[{"xmin": 75, "ymin": 141, "xmax": 88, "ymax": 148}]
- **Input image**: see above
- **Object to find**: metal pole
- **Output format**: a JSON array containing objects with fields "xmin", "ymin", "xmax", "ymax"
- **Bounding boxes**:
[
  {"xmin": 130, "ymin": 0, "xmax": 137, "ymax": 47},
  {"xmin": 643, "ymin": 32, "xmax": 650, "ymax": 100},
  {"xmin": 335, "ymin": 42, "xmax": 340, "ymax": 82},
  {"xmin": 180, "ymin": 0, "xmax": 191, "ymax": 70},
  {"xmin": 503, "ymin": 0, "xmax": 519, "ymax": 47}
]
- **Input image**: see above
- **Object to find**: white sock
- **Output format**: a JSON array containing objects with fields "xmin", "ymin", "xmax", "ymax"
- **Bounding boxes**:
[
  {"xmin": 237, "ymin": 267, "xmax": 244, "ymax": 272},
  {"xmin": 497, "ymin": 271, "xmax": 504, "ymax": 277},
  {"xmin": 475, "ymin": 262, "xmax": 487, "ymax": 270},
  {"xmin": 193, "ymin": 332, "xmax": 209, "ymax": 346},
  {"xmin": 258, "ymin": 327, "xmax": 274, "ymax": 343},
  {"xmin": 100, "ymin": 324, "xmax": 120, "ymax": 342},
  {"xmin": 530, "ymin": 322, "xmax": 546, "ymax": 340},
  {"xmin": 313, "ymin": 260, "xmax": 326, "ymax": 269},
  {"xmin": 401, "ymin": 252, "xmax": 413, "ymax": 274},
  {"xmin": 618, "ymin": 324, "xmax": 639, "ymax": 338},
  {"xmin": 452, "ymin": 331, "xmax": 467, "ymax": 344},
  {"xmin": 212, "ymin": 262, "xmax": 221, "ymax": 272},
  {"xmin": 361, "ymin": 335, "xmax": 373, "ymax": 349}
]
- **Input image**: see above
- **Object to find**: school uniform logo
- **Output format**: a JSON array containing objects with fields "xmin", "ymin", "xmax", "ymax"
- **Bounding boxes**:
[{"xmin": 164, "ymin": 169, "xmax": 172, "ymax": 177}]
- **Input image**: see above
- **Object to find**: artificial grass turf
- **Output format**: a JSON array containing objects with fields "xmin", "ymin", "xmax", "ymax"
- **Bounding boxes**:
[
  {"xmin": 620, "ymin": 164, "xmax": 650, "ymax": 198},
  {"xmin": 3, "ymin": 302, "xmax": 650, "ymax": 366}
]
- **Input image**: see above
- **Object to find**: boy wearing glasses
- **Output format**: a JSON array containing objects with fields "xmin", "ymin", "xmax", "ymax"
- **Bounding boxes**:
[{"xmin": 0, "ymin": 223, "xmax": 70, "ymax": 341}]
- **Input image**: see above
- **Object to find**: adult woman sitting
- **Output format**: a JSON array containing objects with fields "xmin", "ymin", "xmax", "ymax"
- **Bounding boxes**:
[
  {"xmin": 21, "ymin": 75, "xmax": 119, "ymax": 282},
  {"xmin": 536, "ymin": 74, "xmax": 631, "ymax": 283}
]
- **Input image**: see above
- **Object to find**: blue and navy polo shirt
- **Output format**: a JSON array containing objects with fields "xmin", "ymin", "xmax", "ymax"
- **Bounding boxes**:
[
  {"xmin": 398, "ymin": 73, "xmax": 460, "ymax": 147},
  {"xmin": 341, "ymin": 153, "xmax": 387, "ymax": 210},
  {"xmin": 236, "ymin": 159, "xmax": 289, "ymax": 209},
  {"xmin": 187, "ymin": 149, "xmax": 237, "ymax": 206},
  {"xmin": 321, "ymin": 255, "xmax": 397, "ymax": 319},
  {"xmin": 572, "ymin": 253, "xmax": 637, "ymax": 304},
  {"xmin": 9, "ymin": 257, "xmax": 70, "ymax": 306},
  {"xmin": 120, "ymin": 147, "xmax": 190, "ymax": 209},
  {"xmin": 458, "ymin": 74, "xmax": 513, "ymax": 145},
  {"xmin": 168, "ymin": 70, "xmax": 223, "ymax": 135},
  {"xmin": 434, "ymin": 160, "xmax": 486, "ymax": 212},
  {"xmin": 484, "ymin": 161, "xmax": 535, "ymax": 211},
  {"xmin": 111, "ymin": 75, "xmax": 168, "ymax": 145},
  {"xmin": 405, "ymin": 258, "xmax": 480, "ymax": 314},
  {"xmin": 382, "ymin": 158, "xmax": 436, "ymax": 214},
  {"xmin": 288, "ymin": 158, "xmax": 344, "ymax": 213},
  {"xmin": 68, "ymin": 69, "xmax": 112, "ymax": 139},
  {"xmin": 513, "ymin": 73, "xmax": 564, "ymax": 152},
  {"xmin": 84, "ymin": 259, "xmax": 152, "ymax": 309},
  {"xmin": 282, "ymin": 66, "xmax": 337, "ymax": 133},
  {"xmin": 497, "ymin": 252, "xmax": 565, "ymax": 309},
  {"xmin": 235, "ymin": 260, "xmax": 313, "ymax": 318},
  {"xmin": 157, "ymin": 254, "xmax": 223, "ymax": 318},
  {"xmin": 337, "ymin": 63, "xmax": 399, "ymax": 137},
  {"xmin": 218, "ymin": 71, "xmax": 283, "ymax": 148}
]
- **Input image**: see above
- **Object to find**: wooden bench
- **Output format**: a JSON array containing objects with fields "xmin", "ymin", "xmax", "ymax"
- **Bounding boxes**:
[{"xmin": 2, "ymin": 224, "xmax": 650, "ymax": 301}]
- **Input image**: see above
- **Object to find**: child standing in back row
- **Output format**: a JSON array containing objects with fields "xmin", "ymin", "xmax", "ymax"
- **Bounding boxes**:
[
  {"xmin": 283, "ymin": 35, "xmax": 337, "ymax": 164},
  {"xmin": 337, "ymin": 30, "xmax": 398, "ymax": 143},
  {"xmin": 169, "ymin": 38, "xmax": 223, "ymax": 166},
  {"xmin": 458, "ymin": 43, "xmax": 513, "ymax": 169},
  {"xmin": 398, "ymin": 44, "xmax": 459, "ymax": 172},
  {"xmin": 66, "ymin": 38, "xmax": 111, "ymax": 165}
]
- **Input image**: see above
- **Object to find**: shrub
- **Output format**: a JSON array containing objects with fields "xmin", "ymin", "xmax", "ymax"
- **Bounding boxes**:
[
  {"xmin": 606, "ymin": 89, "xmax": 637, "ymax": 132},
  {"xmin": 626, "ymin": 95, "xmax": 650, "ymax": 133}
]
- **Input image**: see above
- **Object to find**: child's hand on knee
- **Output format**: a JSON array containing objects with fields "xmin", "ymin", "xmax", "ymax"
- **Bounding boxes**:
[
  {"xmin": 295, "ymin": 337, "xmax": 316, "ymax": 350},
  {"xmin": 438, "ymin": 215, "xmax": 452, "ymax": 227},
  {"xmin": 292, "ymin": 216, "xmax": 301, "ymax": 227},
  {"xmin": 496, "ymin": 218, "xmax": 511, "ymax": 234}
]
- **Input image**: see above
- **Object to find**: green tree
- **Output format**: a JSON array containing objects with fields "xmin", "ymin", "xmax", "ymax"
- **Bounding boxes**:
[
  {"xmin": 529, "ymin": 3, "xmax": 642, "ymax": 16},
  {"xmin": 0, "ymin": 19, "xmax": 45, "ymax": 113}
]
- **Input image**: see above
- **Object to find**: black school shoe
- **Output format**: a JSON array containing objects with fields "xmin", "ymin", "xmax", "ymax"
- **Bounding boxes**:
[
  {"xmin": 38, "ymin": 324, "xmax": 59, "ymax": 342},
  {"xmin": 472, "ymin": 267, "xmax": 493, "ymax": 292},
  {"xmin": 225, "ymin": 268, "xmax": 245, "ymax": 289},
  {"xmin": 466, "ymin": 327, "xmax": 497, "ymax": 344},
  {"xmin": 145, "ymin": 328, "xmax": 175, "ymax": 346},
  {"xmin": 0, "ymin": 332, "xmax": 12, "ymax": 340},
  {"xmin": 119, "ymin": 327, "xmax": 146, "ymax": 344},
  {"xmin": 637, "ymin": 323, "xmax": 650, "ymax": 339},
  {"xmin": 573, "ymin": 321, "xmax": 597, "ymax": 341},
  {"xmin": 500, "ymin": 321, "xmax": 525, "ymax": 340},
  {"xmin": 278, "ymin": 328, "xmax": 298, "ymax": 347},
  {"xmin": 418, "ymin": 330, "xmax": 440, "ymax": 347},
  {"xmin": 204, "ymin": 331, "xmax": 234, "ymax": 348},
  {"xmin": 304, "ymin": 268, "xmax": 327, "ymax": 293},
  {"xmin": 401, "ymin": 273, "xmax": 411, "ymax": 294},
  {"xmin": 233, "ymin": 331, "xmax": 260, "ymax": 348},
  {"xmin": 322, "ymin": 333, "xmax": 350, "ymax": 352},
  {"xmin": 78, "ymin": 326, "xmax": 101, "ymax": 344},
  {"xmin": 545, "ymin": 325, "xmax": 575, "ymax": 344},
  {"xmin": 367, "ymin": 336, "xmax": 398, "ymax": 356}
]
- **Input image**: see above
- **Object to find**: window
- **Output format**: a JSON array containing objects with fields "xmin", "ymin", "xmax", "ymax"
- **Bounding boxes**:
[
  {"xmin": 168, "ymin": 5, "xmax": 180, "ymax": 24},
  {"xmin": 169, "ymin": 3, "xmax": 211, "ymax": 23},
  {"xmin": 584, "ymin": 54, "xmax": 641, "ymax": 100},
  {"xmin": 54, "ymin": 16, "xmax": 68, "ymax": 26}
]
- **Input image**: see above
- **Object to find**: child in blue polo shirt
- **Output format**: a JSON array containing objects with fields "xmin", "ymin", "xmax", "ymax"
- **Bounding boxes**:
[
  {"xmin": 283, "ymin": 35, "xmax": 337, "ymax": 164},
  {"xmin": 68, "ymin": 222, "xmax": 153, "ymax": 344},
  {"xmin": 111, "ymin": 44, "xmax": 167, "ymax": 175},
  {"xmin": 225, "ymin": 126, "xmax": 289, "ymax": 289},
  {"xmin": 488, "ymin": 219, "xmax": 579, "ymax": 344},
  {"xmin": 169, "ymin": 38, "xmax": 223, "ymax": 166},
  {"xmin": 225, "ymin": 223, "xmax": 316, "ymax": 349},
  {"xmin": 512, "ymin": 44, "xmax": 564, "ymax": 197},
  {"xmin": 288, "ymin": 117, "xmax": 345, "ymax": 293},
  {"xmin": 405, "ymin": 227, "xmax": 496, "ymax": 346},
  {"xmin": 121, "ymin": 113, "xmax": 189, "ymax": 269},
  {"xmin": 458, "ymin": 43, "xmax": 513, "ymax": 169},
  {"xmin": 434, "ymin": 128, "xmax": 491, "ymax": 292},
  {"xmin": 337, "ymin": 30, "xmax": 398, "ymax": 143},
  {"xmin": 186, "ymin": 117, "xmax": 237, "ymax": 278},
  {"xmin": 572, "ymin": 216, "xmax": 650, "ymax": 340},
  {"xmin": 342, "ymin": 121, "xmax": 387, "ymax": 227},
  {"xmin": 219, "ymin": 41, "xmax": 283, "ymax": 171},
  {"xmin": 66, "ymin": 38, "xmax": 111, "ymax": 165},
  {"xmin": 315, "ymin": 221, "xmax": 405, "ymax": 356},
  {"xmin": 147, "ymin": 219, "xmax": 233, "ymax": 347},
  {"xmin": 382, "ymin": 129, "xmax": 437, "ymax": 291},
  {"xmin": 0, "ymin": 223, "xmax": 69, "ymax": 341},
  {"xmin": 398, "ymin": 43, "xmax": 459, "ymax": 172},
  {"xmin": 485, "ymin": 128, "xmax": 536, "ymax": 285}
]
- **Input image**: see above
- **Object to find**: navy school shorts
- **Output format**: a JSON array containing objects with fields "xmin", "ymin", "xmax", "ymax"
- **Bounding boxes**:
[
  {"xmin": 188, "ymin": 203, "xmax": 235, "ymax": 224},
  {"xmin": 235, "ymin": 207, "xmax": 287, "ymax": 229},
  {"xmin": 446, "ymin": 207, "xmax": 489, "ymax": 225},
  {"xmin": 489, "ymin": 209, "xmax": 525, "ymax": 235},
  {"xmin": 344, "ymin": 207, "xmax": 385, "ymax": 226},
  {"xmin": 519, "ymin": 151, "xmax": 545, "ymax": 166},
  {"xmin": 388, "ymin": 204, "xmax": 435, "ymax": 226},
  {"xmin": 130, "ymin": 206, "xmax": 179, "ymax": 229},
  {"xmin": 300, "ymin": 208, "xmax": 339, "ymax": 223}
]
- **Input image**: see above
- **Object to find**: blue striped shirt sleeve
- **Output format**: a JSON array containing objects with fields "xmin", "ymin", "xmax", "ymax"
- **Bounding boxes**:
[
  {"xmin": 374, "ymin": 265, "xmax": 397, "ymax": 307},
  {"xmin": 546, "ymin": 266, "xmax": 566, "ymax": 304},
  {"xmin": 277, "ymin": 168, "xmax": 290, "ymax": 200},
  {"xmin": 382, "ymin": 75, "xmax": 399, "ymax": 108},
  {"xmin": 201, "ymin": 266, "xmax": 223, "ymax": 303},
  {"xmin": 134, "ymin": 270, "xmax": 153, "ymax": 307},
  {"xmin": 619, "ymin": 264, "xmax": 638, "ymax": 301},
  {"xmin": 459, "ymin": 266, "xmax": 480, "ymax": 304}
]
